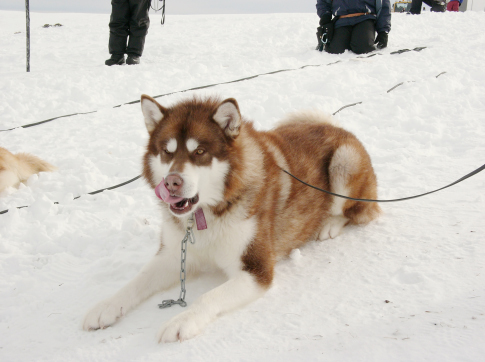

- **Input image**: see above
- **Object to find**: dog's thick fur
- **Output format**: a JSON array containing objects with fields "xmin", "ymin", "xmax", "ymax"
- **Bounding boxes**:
[
  {"xmin": 0, "ymin": 147, "xmax": 56, "ymax": 193},
  {"xmin": 83, "ymin": 96, "xmax": 381, "ymax": 342}
]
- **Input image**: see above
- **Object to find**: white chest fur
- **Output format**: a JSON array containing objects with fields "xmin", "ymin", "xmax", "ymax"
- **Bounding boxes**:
[{"xmin": 160, "ymin": 206, "xmax": 257, "ymax": 278}]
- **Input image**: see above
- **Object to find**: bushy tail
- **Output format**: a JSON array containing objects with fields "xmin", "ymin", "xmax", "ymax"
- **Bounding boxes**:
[
  {"xmin": 0, "ymin": 149, "xmax": 56, "ymax": 192},
  {"xmin": 16, "ymin": 152, "xmax": 57, "ymax": 173}
]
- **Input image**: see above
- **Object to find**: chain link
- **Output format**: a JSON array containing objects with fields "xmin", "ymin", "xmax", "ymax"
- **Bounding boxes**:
[{"xmin": 159, "ymin": 214, "xmax": 196, "ymax": 309}]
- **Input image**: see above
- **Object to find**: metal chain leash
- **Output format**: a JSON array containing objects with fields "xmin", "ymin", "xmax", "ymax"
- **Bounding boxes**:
[
  {"xmin": 151, "ymin": 0, "xmax": 166, "ymax": 25},
  {"xmin": 158, "ymin": 214, "xmax": 196, "ymax": 308}
]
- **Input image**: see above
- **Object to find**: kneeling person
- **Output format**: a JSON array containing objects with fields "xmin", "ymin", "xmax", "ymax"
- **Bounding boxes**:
[{"xmin": 316, "ymin": 0, "xmax": 391, "ymax": 54}]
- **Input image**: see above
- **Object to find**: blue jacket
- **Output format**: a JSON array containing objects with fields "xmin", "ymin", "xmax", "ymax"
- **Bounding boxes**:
[{"xmin": 316, "ymin": 0, "xmax": 391, "ymax": 34}]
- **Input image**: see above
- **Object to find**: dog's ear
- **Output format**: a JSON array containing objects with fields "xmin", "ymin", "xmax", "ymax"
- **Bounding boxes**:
[
  {"xmin": 141, "ymin": 94, "xmax": 167, "ymax": 133},
  {"xmin": 213, "ymin": 98, "xmax": 242, "ymax": 139}
]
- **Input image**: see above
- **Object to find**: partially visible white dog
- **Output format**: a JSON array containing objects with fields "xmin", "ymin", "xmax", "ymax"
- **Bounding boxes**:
[{"xmin": 0, "ymin": 147, "xmax": 57, "ymax": 193}]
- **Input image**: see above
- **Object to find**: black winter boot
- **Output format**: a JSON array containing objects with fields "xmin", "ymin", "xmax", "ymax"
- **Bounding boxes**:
[
  {"xmin": 126, "ymin": 54, "xmax": 140, "ymax": 65},
  {"xmin": 430, "ymin": 1, "xmax": 446, "ymax": 11},
  {"xmin": 105, "ymin": 54, "xmax": 125, "ymax": 66}
]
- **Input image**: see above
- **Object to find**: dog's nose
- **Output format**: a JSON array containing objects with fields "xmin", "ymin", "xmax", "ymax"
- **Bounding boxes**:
[{"xmin": 165, "ymin": 174, "xmax": 183, "ymax": 194}]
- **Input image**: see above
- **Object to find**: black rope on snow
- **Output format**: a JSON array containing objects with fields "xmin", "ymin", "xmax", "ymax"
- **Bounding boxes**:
[
  {"xmin": 118, "ymin": 49, "xmax": 402, "ymax": 107},
  {"xmin": 387, "ymin": 82, "xmax": 404, "ymax": 93},
  {"xmin": 0, "ymin": 175, "xmax": 142, "ymax": 215},
  {"xmin": 80, "ymin": 175, "xmax": 142, "ymax": 197},
  {"xmin": 0, "ymin": 111, "xmax": 98, "ymax": 132},
  {"xmin": 332, "ymin": 102, "xmax": 362, "ymax": 115},
  {"xmin": 389, "ymin": 47, "xmax": 426, "ymax": 55},
  {"xmin": 0, "ymin": 47, "xmax": 429, "ymax": 132},
  {"xmin": 281, "ymin": 163, "xmax": 485, "ymax": 203}
]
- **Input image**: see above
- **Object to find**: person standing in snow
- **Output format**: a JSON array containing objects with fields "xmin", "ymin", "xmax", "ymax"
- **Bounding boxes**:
[
  {"xmin": 408, "ymin": 0, "xmax": 446, "ymax": 14},
  {"xmin": 446, "ymin": 0, "xmax": 462, "ymax": 11},
  {"xmin": 315, "ymin": 0, "xmax": 391, "ymax": 55},
  {"xmin": 105, "ymin": 0, "xmax": 151, "ymax": 66}
]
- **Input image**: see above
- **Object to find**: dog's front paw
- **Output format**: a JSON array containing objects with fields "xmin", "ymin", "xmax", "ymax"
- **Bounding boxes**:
[
  {"xmin": 83, "ymin": 299, "xmax": 125, "ymax": 331},
  {"xmin": 157, "ymin": 310, "xmax": 211, "ymax": 343}
]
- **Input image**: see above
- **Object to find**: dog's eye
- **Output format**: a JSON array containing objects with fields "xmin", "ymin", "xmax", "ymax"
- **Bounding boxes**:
[
  {"xmin": 164, "ymin": 149, "xmax": 172, "ymax": 155},
  {"xmin": 195, "ymin": 149, "xmax": 205, "ymax": 155}
]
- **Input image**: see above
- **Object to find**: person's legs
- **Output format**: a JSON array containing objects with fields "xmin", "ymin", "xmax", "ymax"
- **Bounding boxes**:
[
  {"xmin": 446, "ymin": 0, "xmax": 459, "ymax": 11},
  {"xmin": 446, "ymin": 1, "xmax": 454, "ymax": 11},
  {"xmin": 409, "ymin": 0, "xmax": 423, "ymax": 14},
  {"xmin": 325, "ymin": 26, "xmax": 352, "ymax": 54},
  {"xmin": 349, "ymin": 20, "xmax": 376, "ymax": 55},
  {"xmin": 126, "ymin": 0, "xmax": 150, "ymax": 57},
  {"xmin": 108, "ymin": 0, "xmax": 130, "ymax": 56}
]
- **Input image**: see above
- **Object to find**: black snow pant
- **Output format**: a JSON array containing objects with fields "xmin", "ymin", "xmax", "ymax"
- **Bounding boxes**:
[
  {"xmin": 409, "ymin": 0, "xmax": 446, "ymax": 14},
  {"xmin": 325, "ymin": 20, "xmax": 376, "ymax": 55},
  {"xmin": 108, "ymin": 0, "xmax": 150, "ymax": 57}
]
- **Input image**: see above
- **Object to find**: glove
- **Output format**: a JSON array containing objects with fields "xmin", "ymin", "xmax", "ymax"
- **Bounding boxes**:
[
  {"xmin": 316, "ymin": 14, "xmax": 334, "ymax": 52},
  {"xmin": 319, "ymin": 13, "xmax": 332, "ymax": 26},
  {"xmin": 374, "ymin": 32, "xmax": 388, "ymax": 49}
]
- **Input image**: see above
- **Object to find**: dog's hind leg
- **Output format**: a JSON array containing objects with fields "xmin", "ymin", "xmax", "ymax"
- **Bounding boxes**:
[
  {"xmin": 318, "ymin": 144, "xmax": 358, "ymax": 240},
  {"xmin": 83, "ymin": 249, "xmax": 181, "ymax": 331},
  {"xmin": 318, "ymin": 143, "xmax": 380, "ymax": 241}
]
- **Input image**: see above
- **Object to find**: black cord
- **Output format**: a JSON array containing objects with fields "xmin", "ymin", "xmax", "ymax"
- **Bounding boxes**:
[
  {"xmin": 79, "ymin": 175, "xmax": 141, "ymax": 197},
  {"xmin": 280, "ymin": 164, "xmax": 485, "ymax": 203},
  {"xmin": 151, "ymin": 0, "xmax": 165, "ymax": 25},
  {"xmin": 0, "ymin": 175, "xmax": 142, "ymax": 215},
  {"xmin": 0, "ymin": 47, "xmax": 428, "ymax": 133},
  {"xmin": 2, "ymin": 163, "xmax": 484, "ymax": 216}
]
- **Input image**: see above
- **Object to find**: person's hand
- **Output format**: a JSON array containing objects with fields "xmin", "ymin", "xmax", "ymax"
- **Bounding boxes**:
[
  {"xmin": 316, "ymin": 13, "xmax": 334, "ymax": 51},
  {"xmin": 319, "ymin": 13, "xmax": 332, "ymax": 27},
  {"xmin": 321, "ymin": 22, "xmax": 334, "ymax": 43},
  {"xmin": 375, "ymin": 32, "xmax": 388, "ymax": 49}
]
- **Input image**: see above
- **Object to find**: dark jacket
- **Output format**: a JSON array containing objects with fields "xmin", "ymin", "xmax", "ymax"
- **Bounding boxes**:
[{"xmin": 316, "ymin": 0, "xmax": 391, "ymax": 33}]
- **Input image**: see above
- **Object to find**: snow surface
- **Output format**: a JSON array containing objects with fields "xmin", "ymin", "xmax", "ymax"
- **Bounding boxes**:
[{"xmin": 1, "ymin": 10, "xmax": 484, "ymax": 362}]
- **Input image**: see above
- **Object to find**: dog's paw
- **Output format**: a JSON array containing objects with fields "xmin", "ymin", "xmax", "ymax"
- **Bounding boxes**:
[
  {"xmin": 318, "ymin": 215, "xmax": 348, "ymax": 241},
  {"xmin": 83, "ymin": 299, "xmax": 125, "ymax": 331},
  {"xmin": 157, "ymin": 310, "xmax": 211, "ymax": 343}
]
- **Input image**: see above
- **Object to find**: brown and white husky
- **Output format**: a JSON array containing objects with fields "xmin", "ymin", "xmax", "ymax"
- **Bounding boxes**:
[
  {"xmin": 83, "ymin": 95, "xmax": 381, "ymax": 343},
  {"xmin": 0, "ymin": 147, "xmax": 56, "ymax": 193}
]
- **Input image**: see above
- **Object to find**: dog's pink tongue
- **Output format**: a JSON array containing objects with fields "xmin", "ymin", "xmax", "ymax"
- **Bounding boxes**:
[{"xmin": 155, "ymin": 179, "xmax": 184, "ymax": 204}]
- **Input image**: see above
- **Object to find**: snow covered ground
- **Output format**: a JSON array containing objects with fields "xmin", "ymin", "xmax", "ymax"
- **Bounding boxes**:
[{"xmin": 0, "ymin": 9, "xmax": 484, "ymax": 362}]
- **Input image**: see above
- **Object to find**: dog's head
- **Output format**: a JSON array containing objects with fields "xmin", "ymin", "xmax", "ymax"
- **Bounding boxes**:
[{"xmin": 141, "ymin": 95, "xmax": 242, "ymax": 217}]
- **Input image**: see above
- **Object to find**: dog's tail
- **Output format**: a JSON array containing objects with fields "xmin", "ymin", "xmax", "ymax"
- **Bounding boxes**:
[
  {"xmin": 1, "ymin": 149, "xmax": 57, "ymax": 192},
  {"xmin": 15, "ymin": 152, "xmax": 57, "ymax": 174},
  {"xmin": 0, "ymin": 152, "xmax": 57, "ymax": 193}
]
